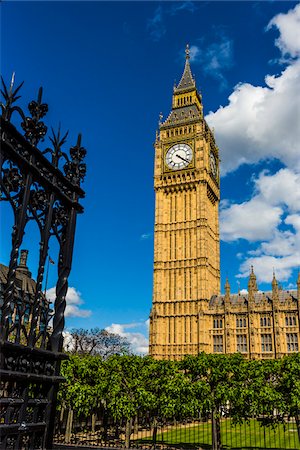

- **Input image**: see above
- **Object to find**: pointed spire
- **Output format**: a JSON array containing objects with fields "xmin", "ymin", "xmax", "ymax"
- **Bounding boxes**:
[
  {"xmin": 272, "ymin": 269, "xmax": 279, "ymax": 300},
  {"xmin": 248, "ymin": 266, "xmax": 258, "ymax": 294},
  {"xmin": 174, "ymin": 44, "xmax": 196, "ymax": 92},
  {"xmin": 225, "ymin": 277, "xmax": 231, "ymax": 303},
  {"xmin": 272, "ymin": 269, "xmax": 278, "ymax": 289},
  {"xmin": 185, "ymin": 43, "xmax": 191, "ymax": 60},
  {"xmin": 225, "ymin": 277, "xmax": 230, "ymax": 295}
]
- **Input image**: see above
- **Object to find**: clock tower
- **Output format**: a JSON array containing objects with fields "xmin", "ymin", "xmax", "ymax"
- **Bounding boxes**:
[{"xmin": 149, "ymin": 46, "xmax": 220, "ymax": 360}]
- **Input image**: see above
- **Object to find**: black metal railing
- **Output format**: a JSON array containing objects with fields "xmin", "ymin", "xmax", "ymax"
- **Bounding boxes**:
[
  {"xmin": 0, "ymin": 76, "xmax": 86, "ymax": 449},
  {"xmin": 53, "ymin": 408, "xmax": 300, "ymax": 450}
]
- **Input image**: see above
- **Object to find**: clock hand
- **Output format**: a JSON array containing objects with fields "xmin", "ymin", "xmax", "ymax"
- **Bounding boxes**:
[{"xmin": 176, "ymin": 154, "xmax": 189, "ymax": 164}]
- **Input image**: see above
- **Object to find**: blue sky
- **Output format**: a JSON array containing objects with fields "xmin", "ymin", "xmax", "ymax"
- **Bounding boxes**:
[{"xmin": 1, "ymin": 1, "xmax": 300, "ymax": 353}]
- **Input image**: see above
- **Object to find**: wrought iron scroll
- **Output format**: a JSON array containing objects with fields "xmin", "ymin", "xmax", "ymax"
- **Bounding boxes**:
[{"xmin": 0, "ymin": 76, "xmax": 86, "ymax": 449}]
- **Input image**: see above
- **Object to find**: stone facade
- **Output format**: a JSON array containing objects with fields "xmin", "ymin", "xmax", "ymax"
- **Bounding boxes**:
[
  {"xmin": 149, "ymin": 46, "xmax": 300, "ymax": 360},
  {"xmin": 0, "ymin": 250, "xmax": 51, "ymax": 334}
]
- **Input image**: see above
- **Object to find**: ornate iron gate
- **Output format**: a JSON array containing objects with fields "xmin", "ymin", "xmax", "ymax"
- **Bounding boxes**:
[{"xmin": 0, "ymin": 77, "xmax": 86, "ymax": 449}]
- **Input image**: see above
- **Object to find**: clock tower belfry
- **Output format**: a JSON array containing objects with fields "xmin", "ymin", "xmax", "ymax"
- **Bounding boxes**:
[{"xmin": 149, "ymin": 46, "xmax": 220, "ymax": 360}]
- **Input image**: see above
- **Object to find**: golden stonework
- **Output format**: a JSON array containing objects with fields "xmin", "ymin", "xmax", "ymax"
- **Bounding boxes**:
[{"xmin": 149, "ymin": 48, "xmax": 300, "ymax": 360}]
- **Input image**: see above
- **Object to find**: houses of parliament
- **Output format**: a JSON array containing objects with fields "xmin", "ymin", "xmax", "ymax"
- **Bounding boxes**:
[{"xmin": 149, "ymin": 46, "xmax": 300, "ymax": 360}]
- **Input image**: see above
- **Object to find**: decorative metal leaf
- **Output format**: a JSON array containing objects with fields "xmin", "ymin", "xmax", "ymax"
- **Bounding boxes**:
[{"xmin": 1, "ymin": 75, "xmax": 24, "ymax": 121}]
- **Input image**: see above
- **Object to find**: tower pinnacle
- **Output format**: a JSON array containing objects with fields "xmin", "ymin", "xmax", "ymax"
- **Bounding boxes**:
[
  {"xmin": 225, "ymin": 277, "xmax": 231, "ymax": 303},
  {"xmin": 185, "ymin": 43, "xmax": 190, "ymax": 60},
  {"xmin": 248, "ymin": 266, "xmax": 258, "ymax": 294},
  {"xmin": 272, "ymin": 270, "xmax": 279, "ymax": 299},
  {"xmin": 174, "ymin": 44, "xmax": 195, "ymax": 93}
]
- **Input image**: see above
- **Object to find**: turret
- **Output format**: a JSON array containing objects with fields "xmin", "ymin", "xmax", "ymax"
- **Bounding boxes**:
[
  {"xmin": 225, "ymin": 278, "xmax": 231, "ymax": 303},
  {"xmin": 170, "ymin": 44, "xmax": 203, "ymax": 115},
  {"xmin": 17, "ymin": 249, "xmax": 32, "ymax": 278},
  {"xmin": 272, "ymin": 270, "xmax": 279, "ymax": 302},
  {"xmin": 248, "ymin": 266, "xmax": 258, "ymax": 300}
]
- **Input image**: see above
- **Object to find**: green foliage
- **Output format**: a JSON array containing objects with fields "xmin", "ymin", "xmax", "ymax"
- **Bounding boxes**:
[
  {"xmin": 102, "ymin": 354, "xmax": 149, "ymax": 420},
  {"xmin": 58, "ymin": 354, "xmax": 105, "ymax": 417},
  {"xmin": 180, "ymin": 353, "xmax": 247, "ymax": 416},
  {"xmin": 142, "ymin": 358, "xmax": 197, "ymax": 420},
  {"xmin": 277, "ymin": 353, "xmax": 300, "ymax": 416},
  {"xmin": 58, "ymin": 352, "xmax": 300, "ymax": 425}
]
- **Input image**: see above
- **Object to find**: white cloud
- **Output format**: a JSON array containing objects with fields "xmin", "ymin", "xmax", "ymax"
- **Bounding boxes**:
[
  {"xmin": 259, "ymin": 229, "xmax": 297, "ymax": 257},
  {"xmin": 220, "ymin": 196, "xmax": 283, "ymax": 242},
  {"xmin": 206, "ymin": 3, "xmax": 300, "ymax": 175},
  {"xmin": 239, "ymin": 253, "xmax": 300, "ymax": 284},
  {"xmin": 46, "ymin": 286, "xmax": 91, "ymax": 318},
  {"xmin": 206, "ymin": 62, "xmax": 300, "ymax": 174},
  {"xmin": 267, "ymin": 3, "xmax": 300, "ymax": 59},
  {"xmin": 105, "ymin": 321, "xmax": 149, "ymax": 355},
  {"xmin": 255, "ymin": 169, "xmax": 300, "ymax": 213},
  {"xmin": 221, "ymin": 168, "xmax": 300, "ymax": 244},
  {"xmin": 220, "ymin": 168, "xmax": 300, "ymax": 283},
  {"xmin": 190, "ymin": 33, "xmax": 233, "ymax": 89},
  {"xmin": 209, "ymin": 4, "xmax": 300, "ymax": 286}
]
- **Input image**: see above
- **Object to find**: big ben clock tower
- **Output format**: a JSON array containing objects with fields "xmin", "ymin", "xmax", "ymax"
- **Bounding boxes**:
[{"xmin": 149, "ymin": 46, "xmax": 220, "ymax": 360}]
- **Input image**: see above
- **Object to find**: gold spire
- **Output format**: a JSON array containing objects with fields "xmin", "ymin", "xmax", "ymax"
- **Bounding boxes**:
[
  {"xmin": 272, "ymin": 269, "xmax": 278, "ymax": 288},
  {"xmin": 225, "ymin": 277, "xmax": 230, "ymax": 293},
  {"xmin": 225, "ymin": 277, "xmax": 231, "ymax": 303},
  {"xmin": 174, "ymin": 44, "xmax": 196, "ymax": 92},
  {"xmin": 185, "ymin": 43, "xmax": 190, "ymax": 60},
  {"xmin": 248, "ymin": 266, "xmax": 258, "ymax": 294},
  {"xmin": 272, "ymin": 269, "xmax": 279, "ymax": 299}
]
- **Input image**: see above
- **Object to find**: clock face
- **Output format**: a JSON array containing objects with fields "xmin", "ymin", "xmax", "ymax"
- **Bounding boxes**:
[
  {"xmin": 210, "ymin": 152, "xmax": 218, "ymax": 178},
  {"xmin": 165, "ymin": 144, "xmax": 193, "ymax": 170}
]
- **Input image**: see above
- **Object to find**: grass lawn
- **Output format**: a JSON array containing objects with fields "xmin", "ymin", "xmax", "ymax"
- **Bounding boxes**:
[{"xmin": 138, "ymin": 419, "xmax": 300, "ymax": 449}]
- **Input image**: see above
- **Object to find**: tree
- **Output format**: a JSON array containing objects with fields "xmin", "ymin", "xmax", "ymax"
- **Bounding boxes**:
[
  {"xmin": 102, "ymin": 355, "xmax": 150, "ymax": 448},
  {"xmin": 59, "ymin": 354, "xmax": 105, "ymax": 416},
  {"xmin": 277, "ymin": 353, "xmax": 300, "ymax": 443},
  {"xmin": 241, "ymin": 358, "xmax": 282, "ymax": 420},
  {"xmin": 58, "ymin": 354, "xmax": 106, "ymax": 442},
  {"xmin": 64, "ymin": 327, "xmax": 131, "ymax": 357},
  {"xmin": 143, "ymin": 357, "xmax": 197, "ymax": 448},
  {"xmin": 181, "ymin": 352, "xmax": 247, "ymax": 450}
]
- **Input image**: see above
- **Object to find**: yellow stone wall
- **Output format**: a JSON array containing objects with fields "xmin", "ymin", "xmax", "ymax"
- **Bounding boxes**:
[
  {"xmin": 149, "ymin": 81, "xmax": 221, "ymax": 360},
  {"xmin": 149, "ymin": 56, "xmax": 300, "ymax": 360},
  {"xmin": 205, "ymin": 289, "xmax": 300, "ymax": 358}
]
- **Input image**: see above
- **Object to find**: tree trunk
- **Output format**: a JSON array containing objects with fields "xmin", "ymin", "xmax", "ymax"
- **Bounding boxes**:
[
  {"xmin": 92, "ymin": 413, "xmax": 96, "ymax": 433},
  {"xmin": 212, "ymin": 407, "xmax": 222, "ymax": 450},
  {"xmin": 152, "ymin": 418, "xmax": 158, "ymax": 449},
  {"xmin": 125, "ymin": 418, "xmax": 132, "ymax": 449},
  {"xmin": 134, "ymin": 414, "xmax": 139, "ymax": 435},
  {"xmin": 65, "ymin": 409, "xmax": 73, "ymax": 444},
  {"xmin": 57, "ymin": 406, "xmax": 64, "ymax": 435}
]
